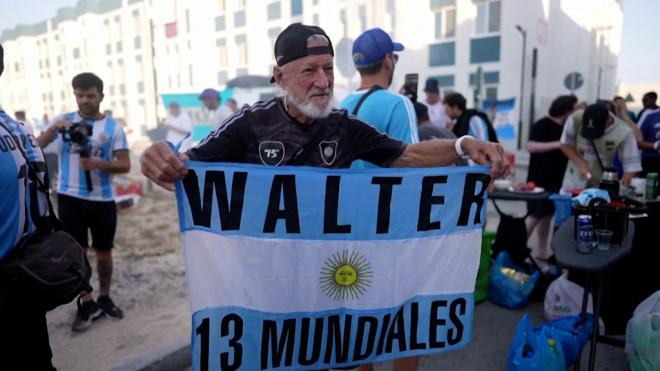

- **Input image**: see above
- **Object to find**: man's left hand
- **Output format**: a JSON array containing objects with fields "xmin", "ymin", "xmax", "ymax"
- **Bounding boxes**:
[
  {"xmin": 80, "ymin": 157, "xmax": 101, "ymax": 171},
  {"xmin": 462, "ymin": 138, "xmax": 512, "ymax": 179}
]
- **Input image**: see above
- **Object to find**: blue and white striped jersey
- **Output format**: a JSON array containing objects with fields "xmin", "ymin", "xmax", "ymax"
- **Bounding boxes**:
[
  {"xmin": 48, "ymin": 112, "xmax": 128, "ymax": 201},
  {"xmin": 338, "ymin": 89, "xmax": 419, "ymax": 169},
  {"xmin": 0, "ymin": 110, "xmax": 47, "ymax": 260}
]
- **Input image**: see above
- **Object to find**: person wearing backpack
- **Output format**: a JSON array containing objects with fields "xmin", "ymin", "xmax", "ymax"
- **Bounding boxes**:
[
  {"xmin": 0, "ymin": 43, "xmax": 57, "ymax": 370},
  {"xmin": 444, "ymin": 92, "xmax": 499, "ymax": 143},
  {"xmin": 337, "ymin": 27, "xmax": 419, "ymax": 171}
]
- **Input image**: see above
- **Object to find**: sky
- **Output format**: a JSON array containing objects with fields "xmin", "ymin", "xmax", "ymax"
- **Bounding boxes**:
[{"xmin": 0, "ymin": 0, "xmax": 658, "ymax": 85}]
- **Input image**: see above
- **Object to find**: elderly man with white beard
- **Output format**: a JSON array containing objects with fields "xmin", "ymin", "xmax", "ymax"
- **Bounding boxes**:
[
  {"xmin": 141, "ymin": 22, "xmax": 510, "ymax": 371},
  {"xmin": 142, "ymin": 23, "xmax": 509, "ymax": 189}
]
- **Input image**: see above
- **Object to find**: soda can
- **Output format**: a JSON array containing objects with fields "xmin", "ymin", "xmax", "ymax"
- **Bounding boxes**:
[
  {"xmin": 646, "ymin": 172, "xmax": 658, "ymax": 200},
  {"xmin": 576, "ymin": 215, "xmax": 593, "ymax": 254}
]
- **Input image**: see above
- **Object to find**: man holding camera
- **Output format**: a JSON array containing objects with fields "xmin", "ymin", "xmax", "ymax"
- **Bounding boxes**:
[
  {"xmin": 38, "ymin": 72, "xmax": 130, "ymax": 332},
  {"xmin": 338, "ymin": 27, "xmax": 418, "ymax": 169}
]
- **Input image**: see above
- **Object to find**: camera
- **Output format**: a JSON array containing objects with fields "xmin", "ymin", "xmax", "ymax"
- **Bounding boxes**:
[
  {"xmin": 60, "ymin": 122, "xmax": 93, "ymax": 156},
  {"xmin": 60, "ymin": 121, "xmax": 94, "ymax": 191}
]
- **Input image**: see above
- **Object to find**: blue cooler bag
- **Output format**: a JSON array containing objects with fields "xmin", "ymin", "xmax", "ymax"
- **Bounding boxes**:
[{"xmin": 489, "ymin": 252, "xmax": 540, "ymax": 309}]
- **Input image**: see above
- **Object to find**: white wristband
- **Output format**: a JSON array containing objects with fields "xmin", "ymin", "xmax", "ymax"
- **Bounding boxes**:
[
  {"xmin": 455, "ymin": 135, "xmax": 474, "ymax": 160},
  {"xmin": 654, "ymin": 141, "xmax": 660, "ymax": 151}
]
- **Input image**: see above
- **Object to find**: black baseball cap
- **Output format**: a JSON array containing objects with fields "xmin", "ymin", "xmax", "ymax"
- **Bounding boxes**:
[
  {"xmin": 424, "ymin": 78, "xmax": 439, "ymax": 93},
  {"xmin": 581, "ymin": 103, "xmax": 609, "ymax": 139},
  {"xmin": 271, "ymin": 23, "xmax": 334, "ymax": 82}
]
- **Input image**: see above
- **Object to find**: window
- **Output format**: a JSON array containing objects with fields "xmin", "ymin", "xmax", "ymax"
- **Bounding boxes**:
[
  {"xmin": 134, "ymin": 36, "xmax": 141, "ymax": 49},
  {"xmin": 291, "ymin": 0, "xmax": 303, "ymax": 16},
  {"xmin": 428, "ymin": 42, "xmax": 455, "ymax": 66},
  {"xmin": 215, "ymin": 15, "xmax": 226, "ymax": 31},
  {"xmin": 359, "ymin": 5, "xmax": 367, "ymax": 32},
  {"xmin": 116, "ymin": 41, "xmax": 123, "ymax": 53},
  {"xmin": 313, "ymin": 0, "xmax": 319, "ymax": 5},
  {"xmin": 485, "ymin": 86, "xmax": 498, "ymax": 101},
  {"xmin": 313, "ymin": 13, "xmax": 319, "ymax": 25},
  {"xmin": 137, "ymin": 81, "xmax": 144, "ymax": 93},
  {"xmin": 434, "ymin": 6, "xmax": 456, "ymax": 39},
  {"xmin": 217, "ymin": 38, "xmax": 228, "ymax": 67},
  {"xmin": 109, "ymin": 85, "xmax": 116, "ymax": 95},
  {"xmin": 267, "ymin": 2, "xmax": 281, "ymax": 20},
  {"xmin": 234, "ymin": 10, "xmax": 246, "ymax": 27},
  {"xmin": 475, "ymin": 0, "xmax": 500, "ymax": 35},
  {"xmin": 236, "ymin": 34, "xmax": 248, "ymax": 66},
  {"xmin": 218, "ymin": 71, "xmax": 228, "ymax": 85},
  {"xmin": 132, "ymin": 9, "xmax": 141, "ymax": 34},
  {"xmin": 268, "ymin": 27, "xmax": 281, "ymax": 51},
  {"xmin": 73, "ymin": 47, "xmax": 80, "ymax": 59}
]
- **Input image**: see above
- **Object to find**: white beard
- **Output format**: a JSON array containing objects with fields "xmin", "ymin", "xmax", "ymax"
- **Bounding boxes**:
[{"xmin": 280, "ymin": 87, "xmax": 335, "ymax": 119}]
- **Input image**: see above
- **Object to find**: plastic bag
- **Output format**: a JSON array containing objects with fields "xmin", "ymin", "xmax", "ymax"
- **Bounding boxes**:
[
  {"xmin": 625, "ymin": 291, "xmax": 660, "ymax": 371},
  {"xmin": 489, "ymin": 252, "xmax": 540, "ymax": 309},
  {"xmin": 544, "ymin": 273, "xmax": 594, "ymax": 321},
  {"xmin": 543, "ymin": 273, "xmax": 605, "ymax": 334},
  {"xmin": 508, "ymin": 314, "xmax": 566, "ymax": 371},
  {"xmin": 543, "ymin": 314, "xmax": 594, "ymax": 367}
]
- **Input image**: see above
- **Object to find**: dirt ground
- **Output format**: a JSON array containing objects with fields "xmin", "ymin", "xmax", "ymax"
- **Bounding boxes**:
[{"xmin": 47, "ymin": 190, "xmax": 192, "ymax": 371}]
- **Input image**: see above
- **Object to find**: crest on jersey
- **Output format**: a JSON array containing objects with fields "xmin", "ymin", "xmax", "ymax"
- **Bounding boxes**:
[
  {"xmin": 259, "ymin": 141, "xmax": 285, "ymax": 166},
  {"xmin": 319, "ymin": 141, "xmax": 337, "ymax": 166}
]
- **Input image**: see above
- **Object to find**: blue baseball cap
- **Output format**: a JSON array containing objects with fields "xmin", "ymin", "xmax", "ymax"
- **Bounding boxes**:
[
  {"xmin": 352, "ymin": 28, "xmax": 404, "ymax": 67},
  {"xmin": 198, "ymin": 88, "xmax": 219, "ymax": 100}
]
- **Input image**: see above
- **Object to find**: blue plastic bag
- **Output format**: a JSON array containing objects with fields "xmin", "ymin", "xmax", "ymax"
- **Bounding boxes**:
[
  {"xmin": 489, "ymin": 252, "xmax": 540, "ymax": 309},
  {"xmin": 508, "ymin": 314, "xmax": 566, "ymax": 371},
  {"xmin": 543, "ymin": 314, "xmax": 594, "ymax": 367}
]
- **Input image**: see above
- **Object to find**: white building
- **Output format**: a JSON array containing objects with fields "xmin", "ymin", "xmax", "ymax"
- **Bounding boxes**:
[{"xmin": 0, "ymin": 0, "xmax": 623, "ymax": 149}]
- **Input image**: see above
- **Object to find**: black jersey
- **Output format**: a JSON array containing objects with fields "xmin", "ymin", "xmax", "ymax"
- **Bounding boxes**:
[{"xmin": 187, "ymin": 97, "xmax": 406, "ymax": 168}]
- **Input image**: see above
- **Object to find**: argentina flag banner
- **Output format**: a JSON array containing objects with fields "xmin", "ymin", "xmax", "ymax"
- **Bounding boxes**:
[{"xmin": 175, "ymin": 162, "xmax": 491, "ymax": 370}]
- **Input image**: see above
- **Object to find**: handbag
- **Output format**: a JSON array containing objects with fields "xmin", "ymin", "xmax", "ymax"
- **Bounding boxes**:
[{"xmin": 0, "ymin": 121, "xmax": 92, "ymax": 312}]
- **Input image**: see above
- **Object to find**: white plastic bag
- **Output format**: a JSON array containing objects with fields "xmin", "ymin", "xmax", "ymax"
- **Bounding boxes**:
[
  {"xmin": 625, "ymin": 291, "xmax": 660, "ymax": 371},
  {"xmin": 544, "ymin": 273, "xmax": 604, "ymax": 333}
]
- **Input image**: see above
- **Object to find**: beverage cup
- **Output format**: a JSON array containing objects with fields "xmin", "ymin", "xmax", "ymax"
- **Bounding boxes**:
[{"xmin": 595, "ymin": 229, "xmax": 613, "ymax": 251}]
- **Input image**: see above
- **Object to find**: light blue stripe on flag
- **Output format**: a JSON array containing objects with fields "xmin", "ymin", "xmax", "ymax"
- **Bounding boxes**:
[
  {"xmin": 191, "ymin": 293, "xmax": 473, "ymax": 370},
  {"xmin": 176, "ymin": 162, "xmax": 490, "ymax": 241}
]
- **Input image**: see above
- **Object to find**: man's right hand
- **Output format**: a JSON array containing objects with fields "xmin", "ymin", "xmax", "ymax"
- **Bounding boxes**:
[
  {"xmin": 577, "ymin": 160, "xmax": 592, "ymax": 180},
  {"xmin": 50, "ymin": 119, "xmax": 71, "ymax": 132},
  {"xmin": 140, "ymin": 141, "xmax": 189, "ymax": 191}
]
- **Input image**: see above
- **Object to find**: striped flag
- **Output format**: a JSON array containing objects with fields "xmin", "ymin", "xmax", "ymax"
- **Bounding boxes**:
[{"xmin": 176, "ymin": 162, "xmax": 490, "ymax": 370}]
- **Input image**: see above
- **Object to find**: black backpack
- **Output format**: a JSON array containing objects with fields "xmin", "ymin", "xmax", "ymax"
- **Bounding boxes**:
[{"xmin": 452, "ymin": 109, "xmax": 499, "ymax": 143}]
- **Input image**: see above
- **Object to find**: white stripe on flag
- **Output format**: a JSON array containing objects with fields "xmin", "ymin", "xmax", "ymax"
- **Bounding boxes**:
[{"xmin": 182, "ymin": 228, "xmax": 481, "ymax": 314}]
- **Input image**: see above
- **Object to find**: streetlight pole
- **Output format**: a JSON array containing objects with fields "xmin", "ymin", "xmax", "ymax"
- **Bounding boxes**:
[{"xmin": 515, "ymin": 25, "xmax": 526, "ymax": 150}]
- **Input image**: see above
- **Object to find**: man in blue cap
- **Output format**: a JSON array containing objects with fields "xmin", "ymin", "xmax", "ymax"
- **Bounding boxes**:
[
  {"xmin": 199, "ymin": 88, "xmax": 232, "ymax": 128},
  {"xmin": 338, "ymin": 27, "xmax": 418, "ymax": 170}
]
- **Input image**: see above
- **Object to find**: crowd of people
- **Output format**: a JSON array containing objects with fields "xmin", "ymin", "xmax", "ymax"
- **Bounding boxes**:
[{"xmin": 1, "ymin": 19, "xmax": 657, "ymax": 370}]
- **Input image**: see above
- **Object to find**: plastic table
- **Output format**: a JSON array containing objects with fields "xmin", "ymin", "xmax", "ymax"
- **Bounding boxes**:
[{"xmin": 551, "ymin": 216, "xmax": 635, "ymax": 371}]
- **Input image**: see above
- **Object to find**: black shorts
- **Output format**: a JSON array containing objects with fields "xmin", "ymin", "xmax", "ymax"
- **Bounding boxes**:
[
  {"xmin": 527, "ymin": 199, "xmax": 555, "ymax": 218},
  {"xmin": 57, "ymin": 193, "xmax": 117, "ymax": 250}
]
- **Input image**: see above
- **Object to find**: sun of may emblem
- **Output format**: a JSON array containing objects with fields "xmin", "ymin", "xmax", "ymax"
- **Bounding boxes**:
[{"xmin": 320, "ymin": 250, "xmax": 373, "ymax": 301}]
